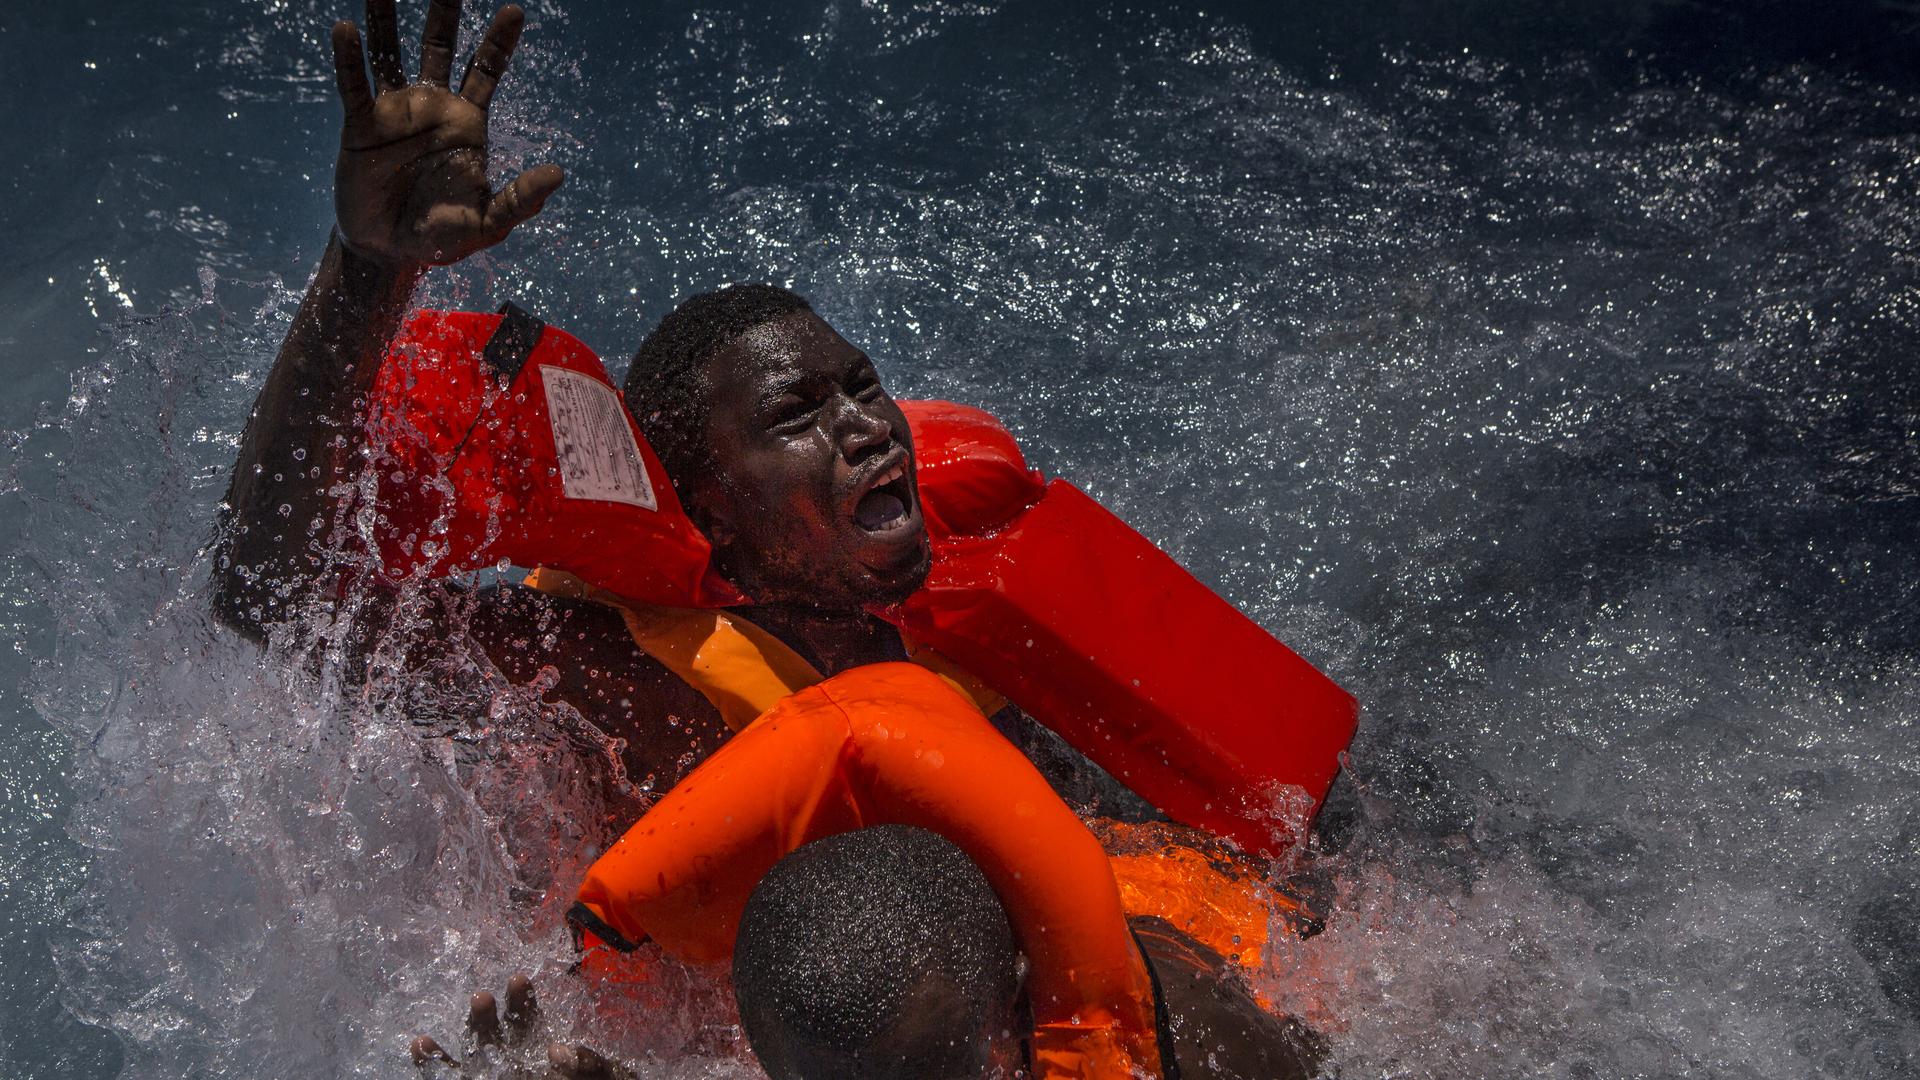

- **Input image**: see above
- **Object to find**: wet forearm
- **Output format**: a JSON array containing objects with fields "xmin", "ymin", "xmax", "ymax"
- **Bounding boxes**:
[
  {"xmin": 214, "ymin": 0, "xmax": 560, "ymax": 637},
  {"xmin": 213, "ymin": 234, "xmax": 423, "ymax": 634}
]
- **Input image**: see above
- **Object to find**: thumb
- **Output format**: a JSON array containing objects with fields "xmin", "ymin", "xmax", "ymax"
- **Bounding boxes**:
[{"xmin": 483, "ymin": 164, "xmax": 566, "ymax": 237}]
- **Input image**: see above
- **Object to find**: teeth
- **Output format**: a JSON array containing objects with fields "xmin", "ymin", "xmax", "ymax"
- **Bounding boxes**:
[{"xmin": 853, "ymin": 460, "xmax": 915, "ymax": 536}]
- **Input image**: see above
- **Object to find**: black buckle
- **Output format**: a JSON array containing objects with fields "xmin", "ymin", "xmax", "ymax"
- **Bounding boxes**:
[{"xmin": 481, "ymin": 301, "xmax": 546, "ymax": 381}]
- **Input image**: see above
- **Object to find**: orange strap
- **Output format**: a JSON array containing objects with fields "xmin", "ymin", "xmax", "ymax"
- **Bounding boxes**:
[
  {"xmin": 525, "ymin": 567, "xmax": 818, "ymax": 731},
  {"xmin": 524, "ymin": 568, "xmax": 1004, "ymax": 727},
  {"xmin": 575, "ymin": 663, "xmax": 1162, "ymax": 1079}
]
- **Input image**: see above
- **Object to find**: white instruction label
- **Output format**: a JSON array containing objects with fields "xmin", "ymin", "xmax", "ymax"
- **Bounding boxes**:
[{"xmin": 540, "ymin": 364, "xmax": 658, "ymax": 511}]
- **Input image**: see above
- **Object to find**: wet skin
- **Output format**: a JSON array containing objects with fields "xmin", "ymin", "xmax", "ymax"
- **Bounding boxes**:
[
  {"xmin": 217, "ymin": 0, "xmax": 1314, "ymax": 1074},
  {"xmin": 407, "ymin": 317, "xmax": 939, "ymax": 1077},
  {"xmin": 696, "ymin": 310, "xmax": 932, "ymax": 613},
  {"xmin": 453, "ymin": 313, "xmax": 934, "ymax": 806}
]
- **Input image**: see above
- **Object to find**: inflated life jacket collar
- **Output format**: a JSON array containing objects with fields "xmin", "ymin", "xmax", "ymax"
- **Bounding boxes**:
[
  {"xmin": 369, "ymin": 304, "xmax": 750, "ymax": 607},
  {"xmin": 370, "ymin": 306, "xmax": 1359, "ymax": 859}
]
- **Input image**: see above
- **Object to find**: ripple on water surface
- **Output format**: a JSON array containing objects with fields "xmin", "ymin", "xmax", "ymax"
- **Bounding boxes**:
[{"xmin": 2, "ymin": 1, "xmax": 1918, "ymax": 1077}]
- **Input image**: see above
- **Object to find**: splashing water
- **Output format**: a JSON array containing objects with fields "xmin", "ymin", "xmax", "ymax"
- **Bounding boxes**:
[{"xmin": 3, "ymin": 1, "xmax": 1918, "ymax": 1077}]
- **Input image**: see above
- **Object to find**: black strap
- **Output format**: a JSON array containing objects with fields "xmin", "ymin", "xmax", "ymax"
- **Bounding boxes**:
[
  {"xmin": 566, "ymin": 901, "xmax": 646, "ymax": 953},
  {"xmin": 481, "ymin": 301, "xmax": 545, "ymax": 381},
  {"xmin": 1136, "ymin": 927, "xmax": 1183, "ymax": 1080},
  {"xmin": 443, "ymin": 302, "xmax": 547, "ymax": 462}
]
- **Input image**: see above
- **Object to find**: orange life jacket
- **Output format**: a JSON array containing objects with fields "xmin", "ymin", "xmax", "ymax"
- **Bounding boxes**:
[
  {"xmin": 535, "ymin": 567, "xmax": 1315, "ymax": 1056},
  {"xmin": 532, "ymin": 569, "xmax": 1175, "ymax": 1076},
  {"xmin": 564, "ymin": 655, "xmax": 1164, "ymax": 1078},
  {"xmin": 530, "ymin": 568, "xmax": 1306, "ymax": 979},
  {"xmin": 367, "ymin": 305, "xmax": 1359, "ymax": 858},
  {"xmin": 364, "ymin": 308, "xmax": 1345, "ymax": 1077}
]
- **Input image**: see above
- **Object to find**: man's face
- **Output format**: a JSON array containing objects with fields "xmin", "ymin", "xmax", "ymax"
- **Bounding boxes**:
[{"xmin": 693, "ymin": 310, "xmax": 931, "ymax": 609}]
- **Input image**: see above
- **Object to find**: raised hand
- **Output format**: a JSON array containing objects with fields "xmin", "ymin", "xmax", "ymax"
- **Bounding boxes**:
[{"xmin": 330, "ymin": 0, "xmax": 564, "ymax": 266}]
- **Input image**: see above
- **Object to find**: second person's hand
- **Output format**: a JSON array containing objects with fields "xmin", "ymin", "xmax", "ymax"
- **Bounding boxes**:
[{"xmin": 409, "ymin": 973, "xmax": 636, "ymax": 1079}]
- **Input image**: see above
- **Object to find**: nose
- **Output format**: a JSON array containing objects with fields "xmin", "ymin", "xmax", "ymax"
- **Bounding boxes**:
[{"xmin": 831, "ymin": 394, "xmax": 894, "ymax": 462}]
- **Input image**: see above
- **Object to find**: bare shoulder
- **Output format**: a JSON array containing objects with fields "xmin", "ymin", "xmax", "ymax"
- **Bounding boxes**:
[{"xmin": 462, "ymin": 581, "xmax": 732, "ymax": 789}]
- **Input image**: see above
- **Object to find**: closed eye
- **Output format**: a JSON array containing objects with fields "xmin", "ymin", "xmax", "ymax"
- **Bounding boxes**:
[
  {"xmin": 767, "ymin": 396, "xmax": 817, "ymax": 433},
  {"xmin": 849, "ymin": 363, "xmax": 885, "ymax": 401}
]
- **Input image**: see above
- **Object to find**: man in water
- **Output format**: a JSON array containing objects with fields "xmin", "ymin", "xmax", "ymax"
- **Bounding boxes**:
[{"xmin": 213, "ymin": 2, "xmax": 1316, "ymax": 1076}]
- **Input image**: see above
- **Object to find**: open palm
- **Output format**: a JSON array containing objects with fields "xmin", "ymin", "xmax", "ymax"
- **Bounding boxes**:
[{"xmin": 330, "ymin": 0, "xmax": 563, "ymax": 266}]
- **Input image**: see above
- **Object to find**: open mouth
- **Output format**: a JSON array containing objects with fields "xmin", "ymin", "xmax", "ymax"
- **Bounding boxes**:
[{"xmin": 852, "ymin": 455, "xmax": 917, "ymax": 537}]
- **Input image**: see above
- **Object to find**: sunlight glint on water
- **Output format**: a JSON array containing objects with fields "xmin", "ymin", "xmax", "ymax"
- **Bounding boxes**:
[{"xmin": 2, "ymin": 1, "xmax": 1917, "ymax": 1076}]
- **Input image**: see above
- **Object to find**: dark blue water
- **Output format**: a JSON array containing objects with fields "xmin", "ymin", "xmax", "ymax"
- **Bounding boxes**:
[{"xmin": 3, "ymin": 1, "xmax": 1917, "ymax": 1076}]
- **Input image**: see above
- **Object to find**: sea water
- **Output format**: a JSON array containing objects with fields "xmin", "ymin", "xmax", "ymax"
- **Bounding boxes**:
[{"xmin": 2, "ymin": 1, "xmax": 1917, "ymax": 1076}]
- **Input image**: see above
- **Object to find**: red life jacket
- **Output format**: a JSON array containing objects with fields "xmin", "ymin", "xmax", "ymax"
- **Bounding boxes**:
[{"xmin": 367, "ymin": 305, "xmax": 1358, "ymax": 856}]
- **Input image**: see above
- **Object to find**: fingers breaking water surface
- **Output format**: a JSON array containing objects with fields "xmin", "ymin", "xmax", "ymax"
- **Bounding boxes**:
[{"xmin": 2, "ymin": 1, "xmax": 1918, "ymax": 1077}]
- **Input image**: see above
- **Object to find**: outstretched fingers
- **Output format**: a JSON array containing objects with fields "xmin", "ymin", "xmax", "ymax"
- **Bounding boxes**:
[
  {"xmin": 466, "ymin": 990, "xmax": 502, "ymax": 1047},
  {"xmin": 330, "ymin": 21, "xmax": 376, "ymax": 121},
  {"xmin": 458, "ymin": 4, "xmax": 526, "ymax": 108},
  {"xmin": 483, "ymin": 164, "xmax": 566, "ymax": 238},
  {"xmin": 465, "ymin": 973, "xmax": 534, "ymax": 1048},
  {"xmin": 363, "ymin": 0, "xmax": 407, "ymax": 89},
  {"xmin": 502, "ymin": 972, "xmax": 538, "ymax": 1038},
  {"xmin": 409, "ymin": 975, "xmax": 539, "ymax": 1073},
  {"xmin": 409, "ymin": 1034, "xmax": 457, "ymax": 1069},
  {"xmin": 419, "ymin": 0, "xmax": 463, "ymax": 86}
]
